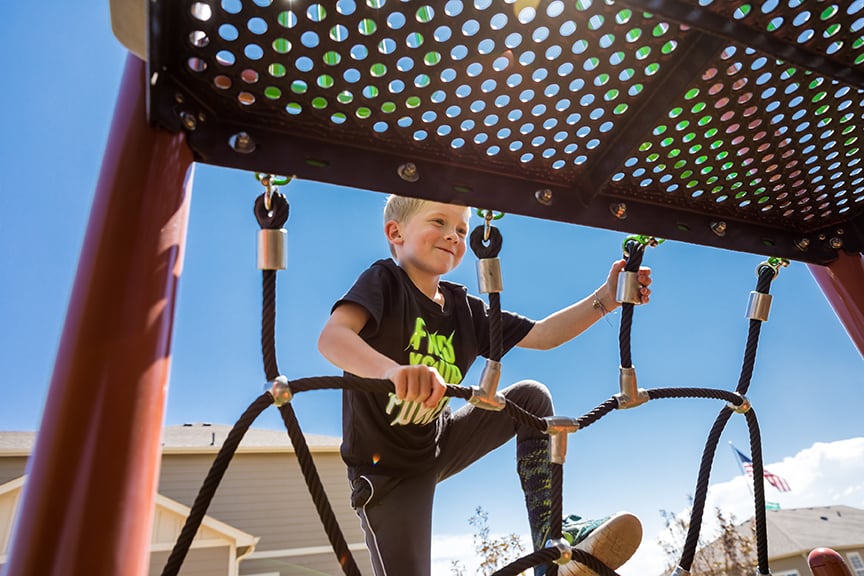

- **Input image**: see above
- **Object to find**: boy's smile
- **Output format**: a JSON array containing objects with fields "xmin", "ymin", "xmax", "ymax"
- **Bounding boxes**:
[{"xmin": 387, "ymin": 202, "xmax": 470, "ymax": 296}]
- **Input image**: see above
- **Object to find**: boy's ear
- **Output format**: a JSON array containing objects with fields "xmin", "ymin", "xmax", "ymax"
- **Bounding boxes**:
[{"xmin": 384, "ymin": 220, "xmax": 403, "ymax": 245}]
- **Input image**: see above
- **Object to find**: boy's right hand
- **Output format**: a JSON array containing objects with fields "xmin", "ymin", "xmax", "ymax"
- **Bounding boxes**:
[{"xmin": 385, "ymin": 365, "xmax": 447, "ymax": 409}]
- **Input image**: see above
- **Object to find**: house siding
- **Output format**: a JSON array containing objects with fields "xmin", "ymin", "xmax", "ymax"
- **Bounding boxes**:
[
  {"xmin": 158, "ymin": 452, "xmax": 373, "ymax": 574},
  {"xmin": 150, "ymin": 546, "xmax": 231, "ymax": 576}
]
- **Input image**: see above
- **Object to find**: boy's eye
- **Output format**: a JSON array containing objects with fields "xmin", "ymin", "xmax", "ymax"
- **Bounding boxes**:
[
  {"xmin": 456, "ymin": 228, "xmax": 468, "ymax": 237},
  {"xmin": 432, "ymin": 218, "xmax": 445, "ymax": 225}
]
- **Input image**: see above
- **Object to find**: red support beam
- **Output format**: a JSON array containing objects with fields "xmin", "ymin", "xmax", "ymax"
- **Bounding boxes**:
[
  {"xmin": 5, "ymin": 54, "xmax": 193, "ymax": 576},
  {"xmin": 808, "ymin": 251, "xmax": 864, "ymax": 358}
]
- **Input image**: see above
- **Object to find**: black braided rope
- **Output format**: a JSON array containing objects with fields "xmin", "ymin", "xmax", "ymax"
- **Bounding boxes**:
[
  {"xmin": 160, "ymin": 393, "xmax": 273, "ymax": 576},
  {"xmin": 255, "ymin": 190, "xmax": 363, "ymax": 574},
  {"xmin": 745, "ymin": 409, "xmax": 770, "ymax": 575},
  {"xmin": 262, "ymin": 270, "xmax": 279, "ymax": 380},
  {"xmin": 493, "ymin": 548, "xmax": 562, "ymax": 576},
  {"xmin": 678, "ymin": 263, "xmax": 777, "ymax": 571},
  {"xmin": 575, "ymin": 397, "xmax": 619, "ymax": 430},
  {"xmin": 469, "ymin": 224, "xmax": 504, "ymax": 362},
  {"xmin": 547, "ymin": 463, "xmax": 564, "ymax": 576},
  {"xmin": 648, "ymin": 387, "xmax": 743, "ymax": 404},
  {"xmin": 736, "ymin": 266, "xmax": 775, "ymax": 395},
  {"xmin": 469, "ymin": 224, "xmax": 503, "ymax": 259},
  {"xmin": 679, "ymin": 407, "xmax": 733, "ymax": 570},
  {"xmin": 279, "ymin": 403, "xmax": 361, "ymax": 575},
  {"xmin": 618, "ymin": 240, "xmax": 646, "ymax": 369},
  {"xmin": 489, "ymin": 291, "xmax": 503, "ymax": 362}
]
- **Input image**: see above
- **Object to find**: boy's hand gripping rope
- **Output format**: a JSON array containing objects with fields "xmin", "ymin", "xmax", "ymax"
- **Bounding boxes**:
[{"xmin": 614, "ymin": 235, "xmax": 661, "ymax": 409}]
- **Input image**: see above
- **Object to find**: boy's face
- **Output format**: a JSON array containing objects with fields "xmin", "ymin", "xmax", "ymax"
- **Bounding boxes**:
[{"xmin": 389, "ymin": 202, "xmax": 470, "ymax": 277}]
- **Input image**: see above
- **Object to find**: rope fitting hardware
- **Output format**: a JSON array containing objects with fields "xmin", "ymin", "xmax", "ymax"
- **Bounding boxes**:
[
  {"xmin": 468, "ymin": 359, "xmax": 505, "ymax": 411},
  {"xmin": 622, "ymin": 234, "xmax": 664, "ymax": 256},
  {"xmin": 544, "ymin": 416, "xmax": 580, "ymax": 436},
  {"xmin": 727, "ymin": 394, "xmax": 752, "ymax": 414},
  {"xmin": 746, "ymin": 291, "xmax": 773, "ymax": 322},
  {"xmin": 670, "ymin": 566, "xmax": 691, "ymax": 576},
  {"xmin": 758, "ymin": 257, "xmax": 790, "ymax": 279},
  {"xmin": 268, "ymin": 375, "xmax": 293, "ymax": 407},
  {"xmin": 255, "ymin": 173, "xmax": 292, "ymax": 211},
  {"xmin": 258, "ymin": 229, "xmax": 288, "ymax": 270},
  {"xmin": 544, "ymin": 416, "xmax": 578, "ymax": 462},
  {"xmin": 549, "ymin": 430, "xmax": 568, "ymax": 464},
  {"xmin": 476, "ymin": 257, "xmax": 503, "ymax": 294},
  {"xmin": 614, "ymin": 366, "xmax": 649, "ymax": 409},
  {"xmin": 545, "ymin": 538, "xmax": 573, "ymax": 565},
  {"xmin": 476, "ymin": 208, "xmax": 503, "ymax": 242},
  {"xmin": 616, "ymin": 271, "xmax": 642, "ymax": 304}
]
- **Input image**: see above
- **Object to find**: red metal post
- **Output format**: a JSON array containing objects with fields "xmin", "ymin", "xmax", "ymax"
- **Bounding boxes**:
[
  {"xmin": 5, "ymin": 54, "xmax": 193, "ymax": 576},
  {"xmin": 808, "ymin": 251, "xmax": 864, "ymax": 358},
  {"xmin": 809, "ymin": 547, "xmax": 854, "ymax": 576}
]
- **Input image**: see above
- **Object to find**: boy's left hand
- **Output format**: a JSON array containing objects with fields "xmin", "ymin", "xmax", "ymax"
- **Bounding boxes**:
[{"xmin": 605, "ymin": 259, "xmax": 652, "ymax": 305}]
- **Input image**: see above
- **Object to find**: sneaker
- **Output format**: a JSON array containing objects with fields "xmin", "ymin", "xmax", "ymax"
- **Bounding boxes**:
[{"xmin": 558, "ymin": 511, "xmax": 642, "ymax": 576}]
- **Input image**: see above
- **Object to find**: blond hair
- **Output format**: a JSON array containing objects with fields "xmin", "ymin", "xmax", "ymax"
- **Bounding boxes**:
[{"xmin": 383, "ymin": 195, "xmax": 470, "ymax": 258}]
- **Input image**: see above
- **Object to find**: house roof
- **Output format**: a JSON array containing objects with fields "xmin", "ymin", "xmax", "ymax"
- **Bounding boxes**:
[
  {"xmin": 0, "ymin": 423, "xmax": 341, "ymax": 457},
  {"xmin": 763, "ymin": 505, "xmax": 864, "ymax": 559}
]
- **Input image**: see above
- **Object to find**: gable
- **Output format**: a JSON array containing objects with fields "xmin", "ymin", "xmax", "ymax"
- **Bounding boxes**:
[{"xmin": 0, "ymin": 476, "xmax": 258, "ymax": 564}]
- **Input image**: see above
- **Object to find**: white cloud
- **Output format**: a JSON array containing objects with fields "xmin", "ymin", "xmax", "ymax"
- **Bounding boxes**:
[{"xmin": 432, "ymin": 438, "xmax": 864, "ymax": 576}]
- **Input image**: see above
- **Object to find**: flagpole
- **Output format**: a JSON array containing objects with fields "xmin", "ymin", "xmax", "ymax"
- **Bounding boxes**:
[{"xmin": 729, "ymin": 442, "xmax": 754, "ymax": 499}]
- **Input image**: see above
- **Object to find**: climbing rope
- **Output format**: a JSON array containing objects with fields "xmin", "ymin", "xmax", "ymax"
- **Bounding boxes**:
[{"xmin": 164, "ymin": 183, "xmax": 791, "ymax": 576}]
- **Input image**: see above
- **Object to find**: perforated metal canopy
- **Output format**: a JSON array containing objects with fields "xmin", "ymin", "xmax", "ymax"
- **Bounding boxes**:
[{"xmin": 148, "ymin": 0, "xmax": 864, "ymax": 264}]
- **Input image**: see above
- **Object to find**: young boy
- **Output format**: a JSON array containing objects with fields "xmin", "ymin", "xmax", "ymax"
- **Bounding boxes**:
[{"xmin": 318, "ymin": 196, "xmax": 652, "ymax": 575}]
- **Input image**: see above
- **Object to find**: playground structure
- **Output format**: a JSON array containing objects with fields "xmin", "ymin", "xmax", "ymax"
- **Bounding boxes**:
[{"xmin": 4, "ymin": 0, "xmax": 864, "ymax": 575}]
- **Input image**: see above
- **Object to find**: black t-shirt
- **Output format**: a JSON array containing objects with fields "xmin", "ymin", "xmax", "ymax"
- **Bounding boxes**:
[{"xmin": 334, "ymin": 259, "xmax": 535, "ymax": 477}]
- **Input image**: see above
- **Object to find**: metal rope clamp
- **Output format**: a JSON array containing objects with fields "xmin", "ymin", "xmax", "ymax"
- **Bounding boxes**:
[
  {"xmin": 544, "ymin": 416, "xmax": 580, "ymax": 464},
  {"xmin": 745, "ymin": 291, "xmax": 772, "ymax": 322},
  {"xmin": 268, "ymin": 375, "xmax": 293, "ymax": 407},
  {"xmin": 670, "ymin": 566, "xmax": 691, "ymax": 576},
  {"xmin": 469, "ymin": 359, "xmax": 505, "ymax": 411},
  {"xmin": 545, "ymin": 538, "xmax": 573, "ymax": 565},
  {"xmin": 727, "ymin": 394, "xmax": 751, "ymax": 414},
  {"xmin": 614, "ymin": 366, "xmax": 649, "ymax": 409},
  {"xmin": 258, "ymin": 228, "xmax": 287, "ymax": 270},
  {"xmin": 476, "ymin": 257, "xmax": 503, "ymax": 294},
  {"xmin": 615, "ymin": 271, "xmax": 642, "ymax": 304}
]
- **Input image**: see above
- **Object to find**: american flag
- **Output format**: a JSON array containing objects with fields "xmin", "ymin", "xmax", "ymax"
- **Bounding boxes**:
[{"xmin": 732, "ymin": 445, "xmax": 791, "ymax": 492}]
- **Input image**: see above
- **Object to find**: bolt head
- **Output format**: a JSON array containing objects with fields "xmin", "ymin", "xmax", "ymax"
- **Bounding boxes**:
[
  {"xmin": 534, "ymin": 188, "xmax": 554, "ymax": 206},
  {"xmin": 229, "ymin": 132, "xmax": 256, "ymax": 154},
  {"xmin": 397, "ymin": 162, "xmax": 419, "ymax": 182},
  {"xmin": 610, "ymin": 202, "xmax": 627, "ymax": 220}
]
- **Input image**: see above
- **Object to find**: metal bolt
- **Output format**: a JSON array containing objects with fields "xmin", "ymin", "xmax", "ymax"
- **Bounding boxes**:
[
  {"xmin": 818, "ymin": 233, "xmax": 826, "ymax": 241},
  {"xmin": 830, "ymin": 237, "xmax": 844, "ymax": 249},
  {"xmin": 710, "ymin": 221, "xmax": 727, "ymax": 237},
  {"xmin": 794, "ymin": 237, "xmax": 810, "ymax": 252},
  {"xmin": 229, "ymin": 132, "xmax": 256, "ymax": 154},
  {"xmin": 535, "ymin": 188, "xmax": 554, "ymax": 206},
  {"xmin": 397, "ymin": 162, "xmax": 419, "ymax": 182},
  {"xmin": 180, "ymin": 111, "xmax": 197, "ymax": 131},
  {"xmin": 610, "ymin": 202, "xmax": 627, "ymax": 220},
  {"xmin": 175, "ymin": 92, "xmax": 185, "ymax": 104},
  {"xmin": 836, "ymin": 227, "xmax": 845, "ymax": 235},
  {"xmin": 198, "ymin": 112, "xmax": 207, "ymax": 123}
]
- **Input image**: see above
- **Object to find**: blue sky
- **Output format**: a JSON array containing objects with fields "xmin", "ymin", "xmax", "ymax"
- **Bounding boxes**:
[{"xmin": 2, "ymin": 3, "xmax": 863, "ymax": 574}]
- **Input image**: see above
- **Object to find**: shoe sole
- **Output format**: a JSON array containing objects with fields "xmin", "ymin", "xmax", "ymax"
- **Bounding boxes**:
[{"xmin": 559, "ymin": 511, "xmax": 642, "ymax": 576}]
